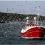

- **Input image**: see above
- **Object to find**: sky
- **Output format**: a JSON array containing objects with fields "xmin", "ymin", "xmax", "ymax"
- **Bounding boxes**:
[{"xmin": 0, "ymin": 1, "xmax": 45, "ymax": 16}]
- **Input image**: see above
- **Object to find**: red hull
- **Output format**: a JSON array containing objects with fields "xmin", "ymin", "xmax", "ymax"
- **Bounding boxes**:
[{"xmin": 21, "ymin": 27, "xmax": 43, "ymax": 39}]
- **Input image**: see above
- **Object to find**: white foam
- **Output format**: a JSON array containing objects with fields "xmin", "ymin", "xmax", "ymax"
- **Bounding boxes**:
[{"xmin": 21, "ymin": 26, "xmax": 40, "ymax": 33}]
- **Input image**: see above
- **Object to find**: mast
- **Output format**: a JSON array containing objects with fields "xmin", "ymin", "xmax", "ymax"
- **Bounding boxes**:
[
  {"xmin": 34, "ymin": 17, "xmax": 37, "ymax": 25},
  {"xmin": 37, "ymin": 6, "xmax": 40, "ymax": 25},
  {"xmin": 34, "ymin": 1, "xmax": 40, "ymax": 25}
]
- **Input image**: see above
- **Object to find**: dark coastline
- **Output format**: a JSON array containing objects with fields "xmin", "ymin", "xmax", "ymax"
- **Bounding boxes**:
[{"xmin": 0, "ymin": 12, "xmax": 45, "ymax": 44}]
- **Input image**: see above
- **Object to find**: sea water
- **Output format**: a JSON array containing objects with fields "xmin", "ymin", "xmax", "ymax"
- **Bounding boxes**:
[{"xmin": 0, "ymin": 21, "xmax": 45, "ymax": 44}]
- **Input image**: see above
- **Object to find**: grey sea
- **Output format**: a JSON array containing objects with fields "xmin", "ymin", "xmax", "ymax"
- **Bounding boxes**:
[{"xmin": 0, "ymin": 21, "xmax": 45, "ymax": 45}]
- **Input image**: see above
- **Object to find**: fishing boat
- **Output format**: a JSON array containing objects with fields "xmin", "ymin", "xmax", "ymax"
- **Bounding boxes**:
[{"xmin": 20, "ymin": 6, "xmax": 45, "ymax": 39}]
